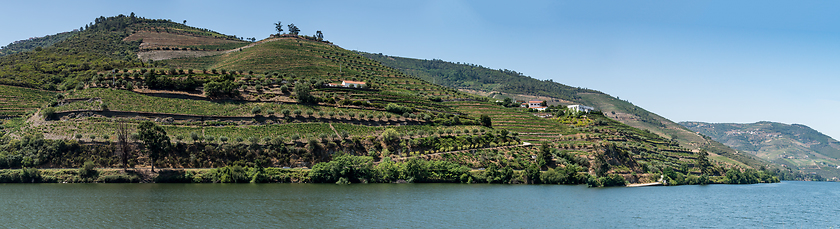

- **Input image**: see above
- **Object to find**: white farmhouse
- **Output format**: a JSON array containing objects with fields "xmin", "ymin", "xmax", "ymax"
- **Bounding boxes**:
[
  {"xmin": 527, "ymin": 100, "xmax": 547, "ymax": 111},
  {"xmin": 342, "ymin": 80, "xmax": 366, "ymax": 88},
  {"xmin": 567, "ymin": 104, "xmax": 595, "ymax": 113}
]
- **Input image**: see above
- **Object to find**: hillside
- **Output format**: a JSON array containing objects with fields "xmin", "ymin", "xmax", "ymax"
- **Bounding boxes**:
[
  {"xmin": 682, "ymin": 121, "xmax": 840, "ymax": 180},
  {"xmin": 0, "ymin": 14, "xmax": 245, "ymax": 90},
  {"xmin": 359, "ymin": 53, "xmax": 774, "ymax": 171},
  {"xmin": 0, "ymin": 14, "xmax": 780, "ymax": 185},
  {"xmin": 0, "ymin": 30, "xmax": 78, "ymax": 57}
]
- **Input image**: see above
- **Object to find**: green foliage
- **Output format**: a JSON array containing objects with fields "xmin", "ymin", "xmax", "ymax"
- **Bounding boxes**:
[
  {"xmin": 0, "ymin": 134, "xmax": 85, "ymax": 169},
  {"xmin": 525, "ymin": 163, "xmax": 540, "ymax": 184},
  {"xmin": 600, "ymin": 174, "xmax": 627, "ymax": 187},
  {"xmin": 294, "ymin": 82, "xmax": 316, "ymax": 103},
  {"xmin": 309, "ymin": 155, "xmax": 471, "ymax": 184},
  {"xmin": 537, "ymin": 143, "xmax": 552, "ymax": 169},
  {"xmin": 385, "ymin": 103, "xmax": 413, "ymax": 115},
  {"xmin": 78, "ymin": 161, "xmax": 99, "ymax": 178},
  {"xmin": 20, "ymin": 167, "xmax": 42, "ymax": 183},
  {"xmin": 586, "ymin": 174, "xmax": 625, "ymax": 187},
  {"xmin": 146, "ymin": 73, "xmax": 204, "ymax": 91},
  {"xmin": 204, "ymin": 75, "xmax": 239, "ymax": 98},
  {"xmin": 380, "ymin": 128, "xmax": 400, "ymax": 144},
  {"xmin": 41, "ymin": 107, "xmax": 57, "ymax": 120},
  {"xmin": 138, "ymin": 121, "xmax": 169, "ymax": 172},
  {"xmin": 309, "ymin": 154, "xmax": 374, "ymax": 183},
  {"xmin": 209, "ymin": 165, "xmax": 250, "ymax": 183},
  {"xmin": 725, "ymin": 169, "xmax": 779, "ymax": 184},
  {"xmin": 480, "ymin": 115, "xmax": 492, "ymax": 128},
  {"xmin": 541, "ymin": 165, "xmax": 587, "ymax": 184}
]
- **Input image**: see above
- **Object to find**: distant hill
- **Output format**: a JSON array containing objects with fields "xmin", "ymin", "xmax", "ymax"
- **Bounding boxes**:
[
  {"xmin": 0, "ymin": 30, "xmax": 78, "ymax": 57},
  {"xmin": 681, "ymin": 121, "xmax": 840, "ymax": 180}
]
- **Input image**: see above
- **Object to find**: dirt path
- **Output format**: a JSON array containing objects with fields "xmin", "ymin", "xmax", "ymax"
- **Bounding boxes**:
[
  {"xmin": 26, "ymin": 109, "xmax": 44, "ymax": 127},
  {"xmin": 328, "ymin": 123, "xmax": 340, "ymax": 137}
]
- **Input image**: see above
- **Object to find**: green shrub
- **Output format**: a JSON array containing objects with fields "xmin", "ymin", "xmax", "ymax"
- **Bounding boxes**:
[
  {"xmin": 385, "ymin": 103, "xmax": 413, "ymax": 115},
  {"xmin": 19, "ymin": 168, "xmax": 41, "ymax": 183},
  {"xmin": 155, "ymin": 170, "xmax": 194, "ymax": 183},
  {"xmin": 309, "ymin": 155, "xmax": 374, "ymax": 183},
  {"xmin": 78, "ymin": 161, "xmax": 98, "ymax": 178},
  {"xmin": 210, "ymin": 166, "xmax": 249, "ymax": 183},
  {"xmin": 601, "ymin": 174, "xmax": 627, "ymax": 187},
  {"xmin": 100, "ymin": 174, "xmax": 140, "ymax": 183},
  {"xmin": 41, "ymin": 107, "xmax": 57, "ymax": 120}
]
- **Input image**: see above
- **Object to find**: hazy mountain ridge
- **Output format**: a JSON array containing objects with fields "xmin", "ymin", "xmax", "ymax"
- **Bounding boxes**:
[{"xmin": 681, "ymin": 121, "xmax": 840, "ymax": 179}]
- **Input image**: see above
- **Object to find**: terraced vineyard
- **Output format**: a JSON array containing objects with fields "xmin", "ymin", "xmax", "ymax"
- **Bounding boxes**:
[
  {"xmin": 449, "ymin": 101, "xmax": 573, "ymax": 142},
  {"xmin": 0, "ymin": 85, "xmax": 55, "ymax": 116}
]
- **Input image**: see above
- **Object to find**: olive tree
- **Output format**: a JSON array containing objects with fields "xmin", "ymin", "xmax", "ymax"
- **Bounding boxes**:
[{"xmin": 138, "ymin": 121, "xmax": 170, "ymax": 172}]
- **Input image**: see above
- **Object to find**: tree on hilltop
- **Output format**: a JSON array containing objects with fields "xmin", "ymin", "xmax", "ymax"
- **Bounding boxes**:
[
  {"xmin": 288, "ymin": 23, "xmax": 300, "ymax": 35},
  {"xmin": 316, "ymin": 31, "xmax": 324, "ymax": 40},
  {"xmin": 274, "ymin": 21, "xmax": 283, "ymax": 34}
]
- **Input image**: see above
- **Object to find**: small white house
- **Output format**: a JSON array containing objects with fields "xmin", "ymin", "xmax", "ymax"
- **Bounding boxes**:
[
  {"xmin": 525, "ymin": 100, "xmax": 547, "ymax": 111},
  {"xmin": 567, "ymin": 104, "xmax": 595, "ymax": 113},
  {"xmin": 342, "ymin": 80, "xmax": 366, "ymax": 88}
]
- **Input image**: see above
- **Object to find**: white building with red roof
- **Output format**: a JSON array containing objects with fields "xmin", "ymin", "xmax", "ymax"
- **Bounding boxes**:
[{"xmin": 527, "ymin": 100, "xmax": 547, "ymax": 111}]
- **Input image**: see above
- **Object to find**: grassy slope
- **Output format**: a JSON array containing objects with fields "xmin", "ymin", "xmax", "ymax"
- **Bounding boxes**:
[
  {"xmin": 0, "ymin": 15, "xmax": 241, "ymax": 89},
  {"xmin": 0, "ymin": 15, "xmax": 250, "ymax": 116},
  {"xmin": 39, "ymin": 36, "xmax": 489, "ymax": 144},
  {"xmin": 361, "ymin": 53, "xmax": 773, "ymax": 171}
]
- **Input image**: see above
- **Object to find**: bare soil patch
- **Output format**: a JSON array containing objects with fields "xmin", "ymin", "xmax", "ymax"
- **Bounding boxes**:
[
  {"xmin": 125, "ymin": 31, "xmax": 244, "ymax": 49},
  {"xmin": 138, "ymin": 50, "xmax": 225, "ymax": 61}
]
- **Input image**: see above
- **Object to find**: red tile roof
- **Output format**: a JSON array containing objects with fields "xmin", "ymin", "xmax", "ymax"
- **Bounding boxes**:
[
  {"xmin": 343, "ymin": 80, "xmax": 366, "ymax": 84},
  {"xmin": 529, "ymin": 101, "xmax": 543, "ymax": 104}
]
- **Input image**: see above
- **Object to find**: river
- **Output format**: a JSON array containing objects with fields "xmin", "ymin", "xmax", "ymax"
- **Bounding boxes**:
[{"xmin": 1, "ymin": 181, "xmax": 838, "ymax": 228}]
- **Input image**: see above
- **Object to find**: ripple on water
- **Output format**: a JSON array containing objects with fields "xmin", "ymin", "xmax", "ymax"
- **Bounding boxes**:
[{"xmin": 0, "ymin": 181, "xmax": 838, "ymax": 228}]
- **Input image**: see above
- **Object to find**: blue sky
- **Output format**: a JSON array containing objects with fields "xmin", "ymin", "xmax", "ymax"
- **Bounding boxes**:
[{"xmin": 2, "ymin": 0, "xmax": 839, "ymax": 139}]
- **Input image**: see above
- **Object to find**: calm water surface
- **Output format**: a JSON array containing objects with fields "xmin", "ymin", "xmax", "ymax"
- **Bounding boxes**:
[{"xmin": 1, "ymin": 181, "xmax": 838, "ymax": 228}]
